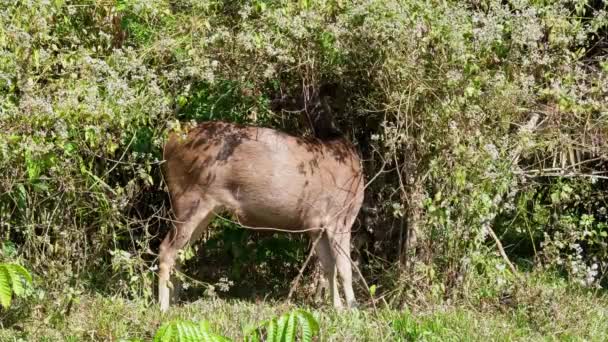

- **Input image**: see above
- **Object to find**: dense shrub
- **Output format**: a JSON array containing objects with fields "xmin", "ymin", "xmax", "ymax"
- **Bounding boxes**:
[{"xmin": 0, "ymin": 0, "xmax": 606, "ymax": 308}]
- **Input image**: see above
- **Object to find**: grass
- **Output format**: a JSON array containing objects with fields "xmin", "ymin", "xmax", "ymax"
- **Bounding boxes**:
[{"xmin": 1, "ymin": 273, "xmax": 607, "ymax": 342}]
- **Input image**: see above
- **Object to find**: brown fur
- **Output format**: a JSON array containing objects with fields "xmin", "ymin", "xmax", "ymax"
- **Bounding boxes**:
[{"xmin": 158, "ymin": 121, "xmax": 364, "ymax": 311}]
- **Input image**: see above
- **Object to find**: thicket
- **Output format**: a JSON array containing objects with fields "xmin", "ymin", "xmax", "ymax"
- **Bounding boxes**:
[{"xmin": 0, "ymin": 0, "xmax": 607, "ymax": 313}]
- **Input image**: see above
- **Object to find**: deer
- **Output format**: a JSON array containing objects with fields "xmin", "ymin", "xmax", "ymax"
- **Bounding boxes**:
[{"xmin": 158, "ymin": 96, "xmax": 365, "ymax": 312}]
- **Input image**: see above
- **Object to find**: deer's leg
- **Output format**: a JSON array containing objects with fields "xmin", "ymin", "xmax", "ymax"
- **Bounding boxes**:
[
  {"xmin": 312, "ymin": 259, "xmax": 328, "ymax": 303},
  {"xmin": 158, "ymin": 195, "xmax": 216, "ymax": 312},
  {"xmin": 334, "ymin": 225, "xmax": 357, "ymax": 308},
  {"xmin": 314, "ymin": 231, "xmax": 342, "ymax": 309}
]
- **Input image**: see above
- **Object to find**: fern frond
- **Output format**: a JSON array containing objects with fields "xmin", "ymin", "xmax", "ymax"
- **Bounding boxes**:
[
  {"xmin": 276, "ymin": 313, "xmax": 289, "ymax": 341},
  {"xmin": 244, "ymin": 321, "xmax": 263, "ymax": 342},
  {"xmin": 0, "ymin": 265, "xmax": 12, "ymax": 309},
  {"xmin": 285, "ymin": 311, "xmax": 297, "ymax": 342},
  {"xmin": 295, "ymin": 310, "xmax": 319, "ymax": 342},
  {"xmin": 244, "ymin": 309, "xmax": 320, "ymax": 342},
  {"xmin": 0, "ymin": 263, "xmax": 32, "ymax": 310},
  {"xmin": 153, "ymin": 322, "xmax": 173, "ymax": 341},
  {"xmin": 153, "ymin": 319, "xmax": 232, "ymax": 342},
  {"xmin": 266, "ymin": 318, "xmax": 277, "ymax": 342}
]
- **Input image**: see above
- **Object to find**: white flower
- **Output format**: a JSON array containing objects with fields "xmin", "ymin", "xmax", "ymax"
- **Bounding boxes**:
[{"xmin": 484, "ymin": 143, "xmax": 499, "ymax": 160}]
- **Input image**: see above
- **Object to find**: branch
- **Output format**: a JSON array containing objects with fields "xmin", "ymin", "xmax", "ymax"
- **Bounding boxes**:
[
  {"xmin": 287, "ymin": 230, "xmax": 324, "ymax": 303},
  {"xmin": 485, "ymin": 225, "xmax": 522, "ymax": 281}
]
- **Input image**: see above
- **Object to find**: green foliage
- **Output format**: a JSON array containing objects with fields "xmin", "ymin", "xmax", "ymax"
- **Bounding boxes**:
[
  {"xmin": 245, "ymin": 309, "xmax": 319, "ymax": 342},
  {"xmin": 151, "ymin": 309, "xmax": 318, "ymax": 342},
  {"xmin": 177, "ymin": 80, "xmax": 273, "ymax": 125},
  {"xmin": 0, "ymin": 0, "xmax": 606, "ymax": 316},
  {"xmin": 2, "ymin": 290, "xmax": 608, "ymax": 341},
  {"xmin": 0, "ymin": 263, "xmax": 32, "ymax": 310},
  {"xmin": 153, "ymin": 319, "xmax": 230, "ymax": 342},
  {"xmin": 502, "ymin": 179, "xmax": 608, "ymax": 287},
  {"xmin": 392, "ymin": 312, "xmax": 446, "ymax": 342}
]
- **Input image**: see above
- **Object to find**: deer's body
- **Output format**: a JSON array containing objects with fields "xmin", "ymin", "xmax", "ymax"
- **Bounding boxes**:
[{"xmin": 159, "ymin": 121, "xmax": 364, "ymax": 311}]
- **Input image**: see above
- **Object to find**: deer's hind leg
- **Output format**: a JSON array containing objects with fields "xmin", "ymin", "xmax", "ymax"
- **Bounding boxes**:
[
  {"xmin": 313, "ymin": 230, "xmax": 343, "ymax": 309},
  {"xmin": 334, "ymin": 222, "xmax": 356, "ymax": 308},
  {"xmin": 158, "ymin": 193, "xmax": 217, "ymax": 312},
  {"xmin": 321, "ymin": 212, "xmax": 358, "ymax": 309}
]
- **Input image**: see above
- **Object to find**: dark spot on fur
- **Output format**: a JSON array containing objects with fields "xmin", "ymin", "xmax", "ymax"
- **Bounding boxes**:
[
  {"xmin": 297, "ymin": 162, "xmax": 306, "ymax": 175},
  {"xmin": 217, "ymin": 133, "xmax": 243, "ymax": 161}
]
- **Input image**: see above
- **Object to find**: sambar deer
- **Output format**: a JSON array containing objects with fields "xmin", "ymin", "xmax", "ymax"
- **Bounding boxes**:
[{"xmin": 158, "ymin": 120, "xmax": 364, "ymax": 312}]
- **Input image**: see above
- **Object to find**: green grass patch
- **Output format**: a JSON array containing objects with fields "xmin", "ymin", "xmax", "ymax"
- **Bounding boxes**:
[{"xmin": 2, "ymin": 277, "xmax": 607, "ymax": 341}]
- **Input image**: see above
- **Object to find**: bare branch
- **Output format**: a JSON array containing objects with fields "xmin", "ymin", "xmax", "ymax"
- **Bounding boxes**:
[{"xmin": 287, "ymin": 230, "xmax": 324, "ymax": 303}]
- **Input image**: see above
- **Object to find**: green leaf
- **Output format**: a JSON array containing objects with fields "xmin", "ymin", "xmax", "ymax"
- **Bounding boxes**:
[
  {"xmin": 15, "ymin": 183, "xmax": 27, "ymax": 209},
  {"xmin": 276, "ymin": 313, "xmax": 289, "ymax": 341},
  {"xmin": 369, "ymin": 284, "xmax": 377, "ymax": 297},
  {"xmin": 550, "ymin": 192, "xmax": 560, "ymax": 204},
  {"xmin": 295, "ymin": 310, "xmax": 319, "ymax": 342},
  {"xmin": 63, "ymin": 142, "xmax": 77, "ymax": 155},
  {"xmin": 266, "ymin": 319, "xmax": 277, "ymax": 342},
  {"xmin": 31, "ymin": 180, "xmax": 49, "ymax": 192},
  {"xmin": 0, "ymin": 265, "xmax": 12, "ymax": 309},
  {"xmin": 245, "ymin": 309, "xmax": 319, "ymax": 342},
  {"xmin": 153, "ymin": 319, "xmax": 231, "ymax": 342},
  {"xmin": 8, "ymin": 266, "xmax": 25, "ymax": 297},
  {"xmin": 0, "ymin": 263, "xmax": 32, "ymax": 310},
  {"xmin": 285, "ymin": 312, "xmax": 297, "ymax": 342},
  {"xmin": 25, "ymin": 149, "xmax": 41, "ymax": 180}
]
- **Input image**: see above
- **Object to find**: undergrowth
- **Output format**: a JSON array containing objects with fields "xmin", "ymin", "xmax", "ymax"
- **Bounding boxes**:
[
  {"xmin": 1, "ymin": 0, "xmax": 607, "ymax": 340},
  {"xmin": 1, "ymin": 270, "xmax": 607, "ymax": 341}
]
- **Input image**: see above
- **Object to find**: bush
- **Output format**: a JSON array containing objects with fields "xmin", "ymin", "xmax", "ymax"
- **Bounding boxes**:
[{"xmin": 0, "ymin": 0, "xmax": 606, "ymax": 309}]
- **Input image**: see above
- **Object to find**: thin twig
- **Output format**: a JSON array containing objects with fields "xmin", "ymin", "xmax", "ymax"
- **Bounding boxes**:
[
  {"xmin": 287, "ymin": 230, "xmax": 324, "ymax": 302},
  {"xmin": 517, "ymin": 171, "xmax": 608, "ymax": 180},
  {"xmin": 485, "ymin": 226, "xmax": 522, "ymax": 281},
  {"xmin": 213, "ymin": 214, "xmax": 324, "ymax": 234}
]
